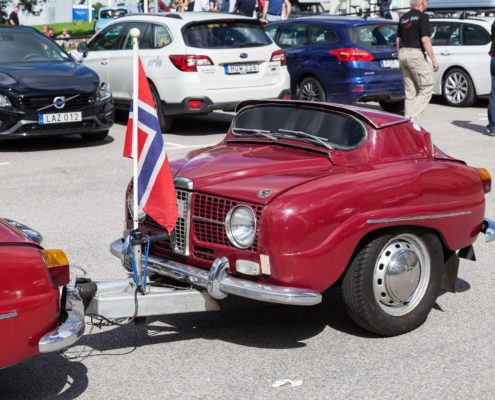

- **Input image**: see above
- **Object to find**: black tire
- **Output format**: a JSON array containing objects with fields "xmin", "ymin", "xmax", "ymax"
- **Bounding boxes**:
[
  {"xmin": 149, "ymin": 82, "xmax": 174, "ymax": 132},
  {"xmin": 442, "ymin": 68, "xmax": 476, "ymax": 107},
  {"xmin": 298, "ymin": 77, "xmax": 326, "ymax": 102},
  {"xmin": 81, "ymin": 130, "xmax": 108, "ymax": 141},
  {"xmin": 379, "ymin": 100, "xmax": 405, "ymax": 115},
  {"xmin": 342, "ymin": 228, "xmax": 443, "ymax": 336}
]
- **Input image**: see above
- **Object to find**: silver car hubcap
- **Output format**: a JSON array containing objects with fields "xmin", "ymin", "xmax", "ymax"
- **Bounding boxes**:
[
  {"xmin": 373, "ymin": 234, "xmax": 430, "ymax": 316},
  {"xmin": 445, "ymin": 72, "xmax": 468, "ymax": 104},
  {"xmin": 300, "ymin": 80, "xmax": 322, "ymax": 101}
]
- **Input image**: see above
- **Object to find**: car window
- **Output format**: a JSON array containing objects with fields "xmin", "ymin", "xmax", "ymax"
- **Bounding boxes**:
[
  {"xmin": 265, "ymin": 25, "xmax": 278, "ymax": 41},
  {"xmin": 462, "ymin": 24, "xmax": 490, "ymax": 46},
  {"xmin": 100, "ymin": 8, "xmax": 127, "ymax": 18},
  {"xmin": 183, "ymin": 21, "xmax": 271, "ymax": 49},
  {"xmin": 153, "ymin": 24, "xmax": 172, "ymax": 48},
  {"xmin": 431, "ymin": 22, "xmax": 460, "ymax": 45},
  {"xmin": 0, "ymin": 31, "xmax": 71, "ymax": 63},
  {"xmin": 233, "ymin": 105, "xmax": 366, "ymax": 149},
  {"xmin": 348, "ymin": 24, "xmax": 397, "ymax": 48},
  {"xmin": 120, "ymin": 22, "xmax": 152, "ymax": 50},
  {"xmin": 278, "ymin": 24, "xmax": 307, "ymax": 49},
  {"xmin": 89, "ymin": 23, "xmax": 125, "ymax": 51},
  {"xmin": 309, "ymin": 25, "xmax": 338, "ymax": 45}
]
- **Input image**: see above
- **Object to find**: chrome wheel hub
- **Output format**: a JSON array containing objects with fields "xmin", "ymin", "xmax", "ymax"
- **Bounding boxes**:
[
  {"xmin": 445, "ymin": 72, "xmax": 468, "ymax": 104},
  {"xmin": 373, "ymin": 234, "xmax": 430, "ymax": 316}
]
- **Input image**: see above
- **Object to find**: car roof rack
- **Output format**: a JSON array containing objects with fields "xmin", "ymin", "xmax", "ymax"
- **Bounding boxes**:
[{"xmin": 128, "ymin": 12, "xmax": 183, "ymax": 19}]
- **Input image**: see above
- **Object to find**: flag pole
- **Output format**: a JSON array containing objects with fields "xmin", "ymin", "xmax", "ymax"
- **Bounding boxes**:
[{"xmin": 130, "ymin": 27, "xmax": 144, "ymax": 291}]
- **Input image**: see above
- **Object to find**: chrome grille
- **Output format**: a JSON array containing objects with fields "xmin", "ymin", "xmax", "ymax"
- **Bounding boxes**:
[
  {"xmin": 170, "ymin": 188, "xmax": 191, "ymax": 255},
  {"xmin": 17, "ymin": 93, "xmax": 94, "ymax": 111}
]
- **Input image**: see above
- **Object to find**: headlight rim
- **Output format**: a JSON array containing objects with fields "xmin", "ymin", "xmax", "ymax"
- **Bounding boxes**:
[
  {"xmin": 127, "ymin": 193, "xmax": 146, "ymax": 222},
  {"xmin": 0, "ymin": 94, "xmax": 12, "ymax": 108},
  {"xmin": 225, "ymin": 205, "xmax": 257, "ymax": 249},
  {"xmin": 96, "ymin": 81, "xmax": 112, "ymax": 102}
]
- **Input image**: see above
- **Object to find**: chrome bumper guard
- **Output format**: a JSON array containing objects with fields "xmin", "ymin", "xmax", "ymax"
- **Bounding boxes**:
[
  {"xmin": 481, "ymin": 218, "xmax": 495, "ymax": 243},
  {"xmin": 110, "ymin": 239, "xmax": 321, "ymax": 306},
  {"xmin": 39, "ymin": 286, "xmax": 85, "ymax": 353}
]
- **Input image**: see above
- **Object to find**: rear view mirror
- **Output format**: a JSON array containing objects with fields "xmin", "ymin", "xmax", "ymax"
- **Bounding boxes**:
[{"xmin": 76, "ymin": 41, "xmax": 89, "ymax": 57}]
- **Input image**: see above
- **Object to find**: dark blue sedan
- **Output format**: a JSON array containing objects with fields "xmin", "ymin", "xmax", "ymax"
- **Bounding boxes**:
[{"xmin": 266, "ymin": 17, "xmax": 405, "ymax": 113}]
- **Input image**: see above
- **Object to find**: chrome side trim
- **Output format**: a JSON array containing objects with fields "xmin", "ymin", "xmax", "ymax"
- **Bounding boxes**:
[
  {"xmin": 193, "ymin": 216, "xmax": 224, "ymax": 225},
  {"xmin": 39, "ymin": 286, "xmax": 85, "ymax": 353},
  {"xmin": 0, "ymin": 312, "xmax": 17, "ymax": 320},
  {"xmin": 367, "ymin": 211, "xmax": 472, "ymax": 224},
  {"xmin": 110, "ymin": 239, "xmax": 322, "ymax": 306},
  {"xmin": 174, "ymin": 177, "xmax": 193, "ymax": 190},
  {"xmin": 481, "ymin": 218, "xmax": 495, "ymax": 243}
]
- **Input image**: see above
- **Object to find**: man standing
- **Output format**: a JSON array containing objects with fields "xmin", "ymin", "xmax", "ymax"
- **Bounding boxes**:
[
  {"xmin": 262, "ymin": 0, "xmax": 290, "ymax": 22},
  {"xmin": 8, "ymin": 5, "xmax": 20, "ymax": 26},
  {"xmin": 486, "ymin": 21, "xmax": 495, "ymax": 135},
  {"xmin": 234, "ymin": 0, "xmax": 256, "ymax": 17},
  {"xmin": 397, "ymin": 0, "xmax": 439, "ymax": 121}
]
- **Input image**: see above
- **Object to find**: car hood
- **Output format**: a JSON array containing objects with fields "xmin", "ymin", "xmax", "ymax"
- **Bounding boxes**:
[
  {"xmin": 0, "ymin": 219, "xmax": 37, "ymax": 246},
  {"xmin": 171, "ymin": 143, "xmax": 334, "ymax": 204},
  {"xmin": 0, "ymin": 62, "xmax": 99, "ymax": 93}
]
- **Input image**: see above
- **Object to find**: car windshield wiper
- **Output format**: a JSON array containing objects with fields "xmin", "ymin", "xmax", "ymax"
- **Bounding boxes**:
[
  {"xmin": 231, "ymin": 128, "xmax": 278, "ymax": 141},
  {"xmin": 277, "ymin": 129, "xmax": 334, "ymax": 150}
]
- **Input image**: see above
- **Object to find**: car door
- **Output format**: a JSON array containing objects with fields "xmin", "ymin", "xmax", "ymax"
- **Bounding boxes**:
[
  {"xmin": 275, "ymin": 23, "xmax": 308, "ymax": 91},
  {"xmin": 83, "ymin": 22, "xmax": 126, "ymax": 87},
  {"xmin": 430, "ymin": 22, "xmax": 461, "ymax": 93}
]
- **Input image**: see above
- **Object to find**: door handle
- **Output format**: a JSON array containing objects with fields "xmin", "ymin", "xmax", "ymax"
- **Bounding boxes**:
[
  {"xmin": 440, "ymin": 51, "xmax": 451, "ymax": 56},
  {"xmin": 101, "ymin": 60, "xmax": 108, "ymax": 65}
]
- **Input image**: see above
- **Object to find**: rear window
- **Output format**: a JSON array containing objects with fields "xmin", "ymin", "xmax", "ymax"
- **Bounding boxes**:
[
  {"xmin": 348, "ymin": 24, "xmax": 397, "ymax": 49},
  {"xmin": 183, "ymin": 21, "xmax": 272, "ymax": 49}
]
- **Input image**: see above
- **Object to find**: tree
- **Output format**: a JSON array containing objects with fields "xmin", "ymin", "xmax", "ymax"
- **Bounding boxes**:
[{"xmin": 1, "ymin": 0, "xmax": 47, "ymax": 24}]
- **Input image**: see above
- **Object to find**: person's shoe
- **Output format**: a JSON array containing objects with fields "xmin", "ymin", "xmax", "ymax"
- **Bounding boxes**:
[{"xmin": 488, "ymin": 131, "xmax": 495, "ymax": 136}]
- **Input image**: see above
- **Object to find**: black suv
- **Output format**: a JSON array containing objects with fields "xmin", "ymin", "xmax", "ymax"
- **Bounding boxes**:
[{"xmin": 0, "ymin": 26, "xmax": 114, "ymax": 141}]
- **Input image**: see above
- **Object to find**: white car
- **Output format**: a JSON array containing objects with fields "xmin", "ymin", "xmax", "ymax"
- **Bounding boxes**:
[
  {"xmin": 75, "ymin": 12, "xmax": 290, "ymax": 130},
  {"xmin": 430, "ymin": 17, "xmax": 493, "ymax": 107}
]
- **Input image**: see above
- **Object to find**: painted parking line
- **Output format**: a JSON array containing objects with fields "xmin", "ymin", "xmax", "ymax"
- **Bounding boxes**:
[
  {"xmin": 0, "ymin": 162, "xmax": 11, "ymax": 167},
  {"xmin": 165, "ymin": 142, "xmax": 217, "ymax": 150}
]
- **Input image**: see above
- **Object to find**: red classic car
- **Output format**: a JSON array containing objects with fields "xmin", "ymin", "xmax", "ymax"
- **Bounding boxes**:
[
  {"xmin": 0, "ymin": 218, "xmax": 85, "ymax": 368},
  {"xmin": 111, "ymin": 100, "xmax": 494, "ymax": 336}
]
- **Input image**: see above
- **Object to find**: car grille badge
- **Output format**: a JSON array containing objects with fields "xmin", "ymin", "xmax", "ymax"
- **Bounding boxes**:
[
  {"xmin": 240, "ymin": 53, "xmax": 248, "ymax": 59},
  {"xmin": 258, "ymin": 189, "xmax": 272, "ymax": 199},
  {"xmin": 53, "ymin": 96, "xmax": 66, "ymax": 110}
]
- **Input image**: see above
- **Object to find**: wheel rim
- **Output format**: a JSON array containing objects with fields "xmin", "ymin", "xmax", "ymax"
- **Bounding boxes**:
[
  {"xmin": 373, "ymin": 234, "xmax": 430, "ymax": 317},
  {"xmin": 444, "ymin": 72, "xmax": 468, "ymax": 104},
  {"xmin": 299, "ymin": 79, "xmax": 323, "ymax": 101}
]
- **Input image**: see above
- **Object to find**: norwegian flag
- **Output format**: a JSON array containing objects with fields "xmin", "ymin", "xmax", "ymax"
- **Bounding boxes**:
[{"xmin": 123, "ymin": 57, "xmax": 178, "ymax": 233}]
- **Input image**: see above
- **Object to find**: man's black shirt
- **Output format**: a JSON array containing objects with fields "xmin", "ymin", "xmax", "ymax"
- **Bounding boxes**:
[
  {"xmin": 398, "ymin": 9, "xmax": 430, "ymax": 51},
  {"xmin": 9, "ymin": 11, "xmax": 19, "ymax": 25},
  {"xmin": 235, "ymin": 0, "xmax": 257, "ymax": 17}
]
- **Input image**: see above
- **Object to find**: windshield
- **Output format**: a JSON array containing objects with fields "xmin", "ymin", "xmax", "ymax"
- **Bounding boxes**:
[
  {"xmin": 0, "ymin": 31, "xmax": 71, "ymax": 64},
  {"xmin": 232, "ymin": 105, "xmax": 366, "ymax": 149},
  {"xmin": 348, "ymin": 24, "xmax": 397, "ymax": 49},
  {"xmin": 183, "ymin": 21, "xmax": 272, "ymax": 49}
]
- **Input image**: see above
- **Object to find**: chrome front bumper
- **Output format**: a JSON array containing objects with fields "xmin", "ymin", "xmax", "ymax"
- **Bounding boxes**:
[
  {"xmin": 110, "ymin": 239, "xmax": 322, "ymax": 306},
  {"xmin": 39, "ymin": 286, "xmax": 85, "ymax": 353}
]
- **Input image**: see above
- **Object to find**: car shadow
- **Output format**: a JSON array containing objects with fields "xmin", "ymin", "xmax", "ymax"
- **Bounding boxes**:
[
  {"xmin": 0, "ymin": 353, "xmax": 88, "ymax": 400},
  {"xmin": 0, "ymin": 134, "xmax": 114, "ymax": 153},
  {"xmin": 451, "ymin": 120, "xmax": 489, "ymax": 135}
]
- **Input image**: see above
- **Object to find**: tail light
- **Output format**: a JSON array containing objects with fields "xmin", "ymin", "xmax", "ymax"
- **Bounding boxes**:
[
  {"xmin": 42, "ymin": 249, "xmax": 70, "ymax": 287},
  {"xmin": 270, "ymin": 50, "xmax": 286, "ymax": 66},
  {"xmin": 329, "ymin": 48, "xmax": 374, "ymax": 62},
  {"xmin": 169, "ymin": 55, "xmax": 213, "ymax": 72},
  {"xmin": 476, "ymin": 168, "xmax": 491, "ymax": 194}
]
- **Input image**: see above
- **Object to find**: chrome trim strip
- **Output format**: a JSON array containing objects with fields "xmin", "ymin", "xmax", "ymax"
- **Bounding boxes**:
[
  {"xmin": 174, "ymin": 177, "xmax": 193, "ymax": 190},
  {"xmin": 39, "ymin": 286, "xmax": 85, "ymax": 353},
  {"xmin": 193, "ymin": 216, "xmax": 224, "ymax": 225},
  {"xmin": 367, "ymin": 211, "xmax": 472, "ymax": 224},
  {"xmin": 110, "ymin": 239, "xmax": 322, "ymax": 306},
  {"xmin": 37, "ymin": 94, "xmax": 81, "ymax": 112},
  {"xmin": 0, "ymin": 312, "xmax": 17, "ymax": 320}
]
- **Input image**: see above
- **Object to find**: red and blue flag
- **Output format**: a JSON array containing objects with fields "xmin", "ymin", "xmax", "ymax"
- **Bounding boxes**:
[{"xmin": 123, "ymin": 57, "xmax": 177, "ymax": 233}]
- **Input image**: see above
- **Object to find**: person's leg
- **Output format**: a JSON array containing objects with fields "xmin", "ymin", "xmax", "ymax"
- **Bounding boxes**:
[
  {"xmin": 487, "ymin": 57, "xmax": 495, "ymax": 134},
  {"xmin": 400, "ymin": 49, "xmax": 418, "ymax": 119},
  {"xmin": 407, "ymin": 51, "xmax": 433, "ymax": 121}
]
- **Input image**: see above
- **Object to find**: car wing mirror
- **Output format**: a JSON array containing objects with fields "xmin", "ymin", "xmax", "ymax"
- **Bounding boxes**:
[{"xmin": 76, "ymin": 41, "xmax": 89, "ymax": 58}]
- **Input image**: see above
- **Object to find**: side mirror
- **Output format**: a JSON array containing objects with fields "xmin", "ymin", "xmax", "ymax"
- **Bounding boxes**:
[{"xmin": 76, "ymin": 41, "xmax": 89, "ymax": 58}]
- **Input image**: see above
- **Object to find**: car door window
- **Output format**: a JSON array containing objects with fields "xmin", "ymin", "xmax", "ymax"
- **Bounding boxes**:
[
  {"xmin": 309, "ymin": 25, "xmax": 338, "ymax": 45},
  {"xmin": 431, "ymin": 23, "xmax": 460, "ymax": 46},
  {"xmin": 462, "ymin": 24, "xmax": 490, "ymax": 46},
  {"xmin": 152, "ymin": 24, "xmax": 172, "ymax": 48},
  {"xmin": 265, "ymin": 25, "xmax": 278, "ymax": 41},
  {"xmin": 278, "ymin": 24, "xmax": 307, "ymax": 49},
  {"xmin": 88, "ymin": 23, "xmax": 125, "ymax": 51},
  {"xmin": 121, "ymin": 22, "xmax": 152, "ymax": 50}
]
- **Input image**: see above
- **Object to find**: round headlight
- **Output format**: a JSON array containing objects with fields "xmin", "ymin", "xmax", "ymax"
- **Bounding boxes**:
[
  {"xmin": 225, "ymin": 206, "xmax": 256, "ymax": 249},
  {"xmin": 127, "ymin": 194, "xmax": 146, "ymax": 221}
]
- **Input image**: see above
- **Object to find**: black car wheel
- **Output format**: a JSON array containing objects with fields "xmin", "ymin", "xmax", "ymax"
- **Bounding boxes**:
[
  {"xmin": 81, "ymin": 130, "xmax": 109, "ymax": 141},
  {"xmin": 442, "ymin": 68, "xmax": 476, "ymax": 107},
  {"xmin": 149, "ymin": 82, "xmax": 174, "ymax": 132},
  {"xmin": 342, "ymin": 228, "xmax": 443, "ymax": 336},
  {"xmin": 379, "ymin": 100, "xmax": 405, "ymax": 115},
  {"xmin": 298, "ymin": 77, "xmax": 326, "ymax": 102}
]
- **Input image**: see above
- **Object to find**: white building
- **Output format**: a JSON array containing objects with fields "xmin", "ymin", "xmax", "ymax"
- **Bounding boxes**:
[{"xmin": 3, "ymin": 0, "xmax": 73, "ymax": 25}]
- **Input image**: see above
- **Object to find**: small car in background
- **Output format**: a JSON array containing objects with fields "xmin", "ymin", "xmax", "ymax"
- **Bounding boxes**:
[
  {"xmin": 75, "ymin": 12, "xmax": 290, "ymax": 131},
  {"xmin": 94, "ymin": 6, "xmax": 129, "ymax": 33},
  {"xmin": 265, "ymin": 17, "xmax": 404, "ymax": 113},
  {"xmin": 289, "ymin": 0, "xmax": 328, "ymax": 18},
  {"xmin": 0, "ymin": 26, "xmax": 114, "ymax": 141},
  {"xmin": 0, "ymin": 218, "xmax": 84, "ymax": 369},
  {"xmin": 430, "ymin": 17, "xmax": 492, "ymax": 107}
]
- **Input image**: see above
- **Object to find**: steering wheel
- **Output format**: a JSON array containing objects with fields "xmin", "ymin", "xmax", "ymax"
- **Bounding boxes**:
[{"xmin": 22, "ymin": 53, "xmax": 41, "ymax": 61}]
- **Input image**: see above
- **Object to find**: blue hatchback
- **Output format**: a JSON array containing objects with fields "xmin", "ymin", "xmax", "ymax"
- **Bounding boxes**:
[{"xmin": 265, "ymin": 17, "xmax": 404, "ymax": 113}]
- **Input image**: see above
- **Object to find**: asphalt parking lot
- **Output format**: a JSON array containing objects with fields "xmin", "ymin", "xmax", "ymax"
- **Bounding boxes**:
[{"xmin": 1, "ymin": 99, "xmax": 494, "ymax": 400}]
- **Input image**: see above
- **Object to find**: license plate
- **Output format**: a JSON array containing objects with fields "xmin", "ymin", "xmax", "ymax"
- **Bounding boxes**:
[
  {"xmin": 225, "ymin": 63, "xmax": 259, "ymax": 75},
  {"xmin": 39, "ymin": 111, "xmax": 82, "ymax": 125},
  {"xmin": 380, "ymin": 59, "xmax": 400, "ymax": 69}
]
